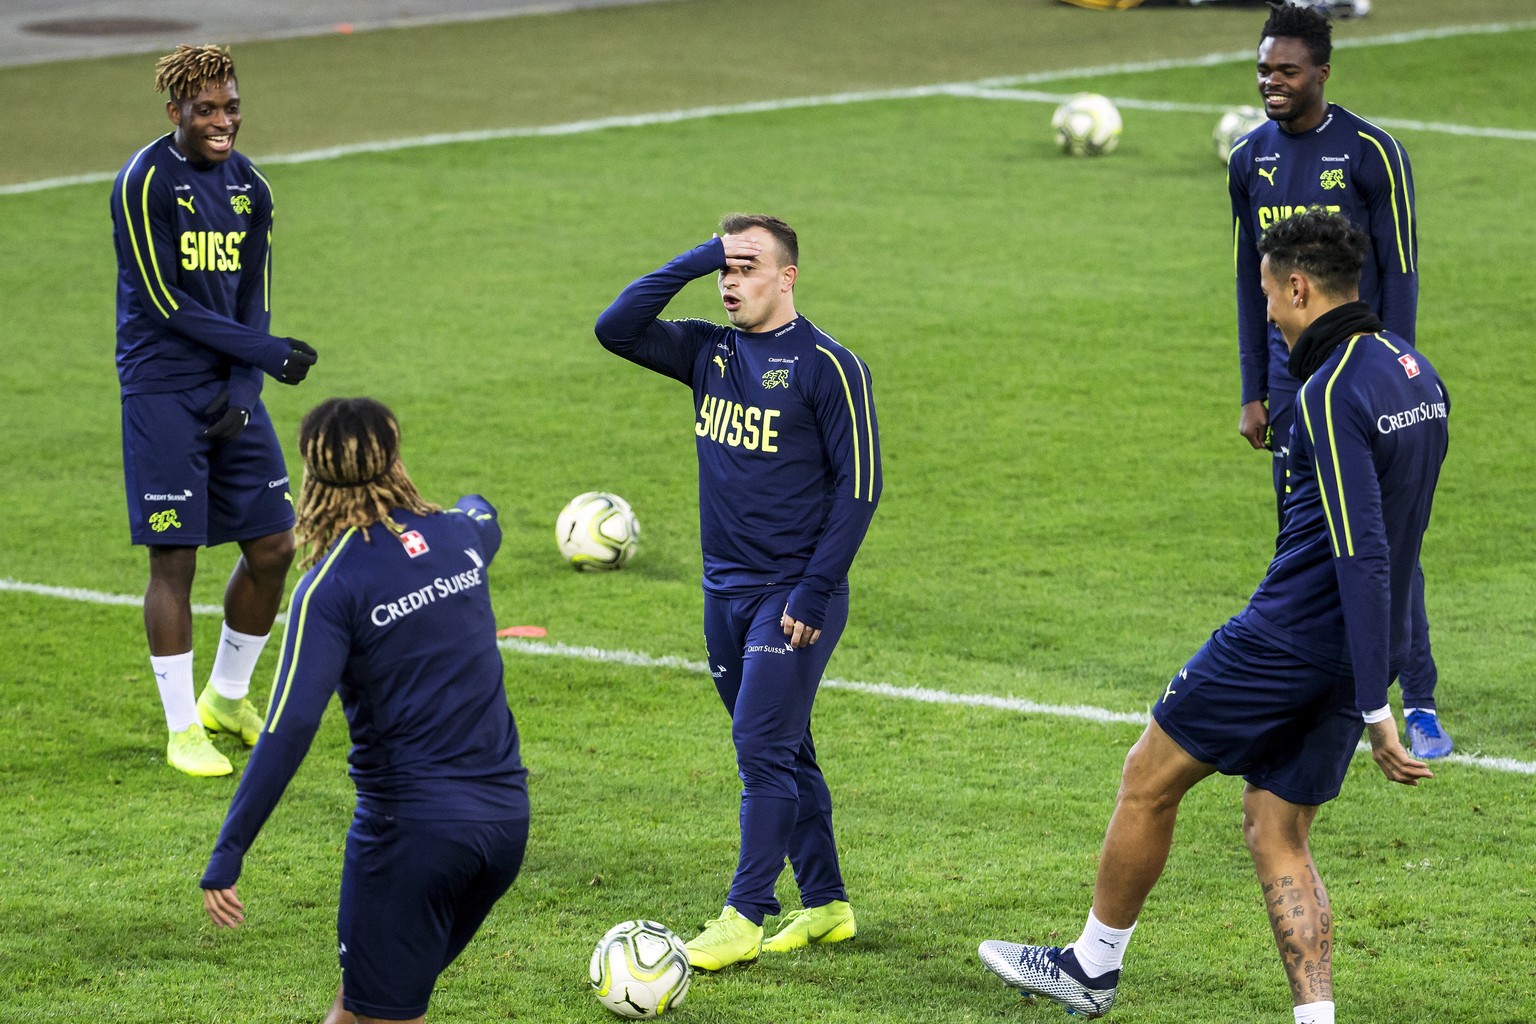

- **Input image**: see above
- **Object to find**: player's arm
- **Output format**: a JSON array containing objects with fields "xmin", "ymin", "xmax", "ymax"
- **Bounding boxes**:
[
  {"xmin": 115, "ymin": 157, "xmax": 315, "ymax": 385},
  {"xmin": 1298, "ymin": 364, "xmax": 1431, "ymax": 786},
  {"xmin": 1358, "ymin": 129, "xmax": 1418, "ymax": 343},
  {"xmin": 225, "ymin": 170, "xmax": 276, "ymax": 413},
  {"xmin": 448, "ymin": 494, "xmax": 503, "ymax": 564},
  {"xmin": 1229, "ymin": 146, "xmax": 1270, "ymax": 449},
  {"xmin": 594, "ymin": 237, "xmax": 749, "ymax": 383},
  {"xmin": 199, "ymin": 544, "xmax": 354, "ymax": 918},
  {"xmin": 782, "ymin": 348, "xmax": 882, "ymax": 647}
]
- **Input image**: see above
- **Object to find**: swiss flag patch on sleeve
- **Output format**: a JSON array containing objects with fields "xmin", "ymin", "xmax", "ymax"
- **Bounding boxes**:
[
  {"xmin": 1398, "ymin": 353, "xmax": 1421, "ymax": 378},
  {"xmin": 400, "ymin": 530, "xmax": 430, "ymax": 557}
]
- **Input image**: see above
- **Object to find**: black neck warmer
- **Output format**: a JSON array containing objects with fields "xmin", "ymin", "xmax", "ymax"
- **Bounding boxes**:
[{"xmin": 1287, "ymin": 300, "xmax": 1384, "ymax": 382}]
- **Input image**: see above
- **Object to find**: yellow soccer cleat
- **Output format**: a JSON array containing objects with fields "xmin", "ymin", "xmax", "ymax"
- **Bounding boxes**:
[
  {"xmin": 762, "ymin": 900, "xmax": 857, "ymax": 953},
  {"xmin": 685, "ymin": 906, "xmax": 763, "ymax": 971},
  {"xmin": 197, "ymin": 688, "xmax": 264, "ymax": 746},
  {"xmin": 166, "ymin": 722, "xmax": 233, "ymax": 777}
]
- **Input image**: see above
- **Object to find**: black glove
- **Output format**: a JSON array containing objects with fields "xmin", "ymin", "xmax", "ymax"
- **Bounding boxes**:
[
  {"xmin": 201, "ymin": 391, "xmax": 251, "ymax": 441},
  {"xmin": 277, "ymin": 338, "xmax": 318, "ymax": 384}
]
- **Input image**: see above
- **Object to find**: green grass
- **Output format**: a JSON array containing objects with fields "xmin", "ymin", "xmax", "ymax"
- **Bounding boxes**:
[{"xmin": 2, "ymin": 2, "xmax": 1534, "ymax": 1022}]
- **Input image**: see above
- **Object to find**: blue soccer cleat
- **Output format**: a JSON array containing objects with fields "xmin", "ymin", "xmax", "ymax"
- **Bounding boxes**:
[
  {"xmin": 978, "ymin": 941, "xmax": 1118, "ymax": 1019},
  {"xmin": 1404, "ymin": 709, "xmax": 1453, "ymax": 759}
]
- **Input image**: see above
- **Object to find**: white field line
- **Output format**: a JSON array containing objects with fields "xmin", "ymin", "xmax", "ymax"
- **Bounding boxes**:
[
  {"xmin": 2, "ymin": 19, "xmax": 1532, "ymax": 198},
  {"xmin": 4, "ymin": 575, "xmax": 1530, "ymax": 777}
]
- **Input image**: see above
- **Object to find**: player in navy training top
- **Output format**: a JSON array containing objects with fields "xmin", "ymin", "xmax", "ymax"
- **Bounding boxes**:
[
  {"xmin": 112, "ymin": 45, "xmax": 319, "ymax": 777},
  {"xmin": 596, "ymin": 214, "xmax": 880, "ymax": 971},
  {"xmin": 1227, "ymin": 3, "xmax": 1449, "ymax": 759},
  {"xmin": 979, "ymin": 211, "xmax": 1442, "ymax": 1024},
  {"xmin": 201, "ymin": 398, "xmax": 528, "ymax": 1024}
]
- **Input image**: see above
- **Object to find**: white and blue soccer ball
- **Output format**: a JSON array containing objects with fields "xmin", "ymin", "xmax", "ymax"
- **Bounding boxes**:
[
  {"xmin": 1213, "ymin": 105, "xmax": 1267, "ymax": 163},
  {"xmin": 556, "ymin": 491, "xmax": 640, "ymax": 571},
  {"xmin": 589, "ymin": 919, "xmax": 692, "ymax": 1019},
  {"xmin": 1051, "ymin": 93, "xmax": 1122, "ymax": 157}
]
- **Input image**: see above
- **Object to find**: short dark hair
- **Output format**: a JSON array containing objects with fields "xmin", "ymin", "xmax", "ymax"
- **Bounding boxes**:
[
  {"xmin": 718, "ymin": 213, "xmax": 798, "ymax": 269},
  {"xmin": 1257, "ymin": 209, "xmax": 1369, "ymax": 297},
  {"xmin": 1261, "ymin": 1, "xmax": 1332, "ymax": 67}
]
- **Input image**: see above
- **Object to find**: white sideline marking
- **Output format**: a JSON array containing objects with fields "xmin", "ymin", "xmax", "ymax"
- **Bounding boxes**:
[
  {"xmin": 3, "ymin": 576, "xmax": 1530, "ymax": 776},
  {"xmin": 2, "ymin": 19, "xmax": 1532, "ymax": 198}
]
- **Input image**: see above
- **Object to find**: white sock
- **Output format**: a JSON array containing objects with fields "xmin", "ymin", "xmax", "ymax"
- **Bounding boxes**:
[
  {"xmin": 1403, "ymin": 706, "xmax": 1430, "ymax": 717},
  {"xmin": 1295, "ymin": 1000, "xmax": 1335, "ymax": 1024},
  {"xmin": 1071, "ymin": 908, "xmax": 1135, "ymax": 978},
  {"xmin": 151, "ymin": 651, "xmax": 197, "ymax": 731},
  {"xmin": 207, "ymin": 624, "xmax": 270, "ymax": 700}
]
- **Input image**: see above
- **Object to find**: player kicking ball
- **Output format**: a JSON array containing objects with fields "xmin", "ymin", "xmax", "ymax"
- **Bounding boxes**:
[
  {"xmin": 596, "ymin": 215, "xmax": 880, "ymax": 970},
  {"xmin": 979, "ymin": 211, "xmax": 1443, "ymax": 1024}
]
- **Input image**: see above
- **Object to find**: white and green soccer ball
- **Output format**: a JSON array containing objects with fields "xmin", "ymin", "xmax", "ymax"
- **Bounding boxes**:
[
  {"xmin": 1213, "ymin": 105, "xmax": 1267, "ymax": 163},
  {"xmin": 556, "ymin": 491, "xmax": 640, "ymax": 571},
  {"xmin": 1052, "ymin": 93, "xmax": 1122, "ymax": 157},
  {"xmin": 589, "ymin": 919, "xmax": 692, "ymax": 1019}
]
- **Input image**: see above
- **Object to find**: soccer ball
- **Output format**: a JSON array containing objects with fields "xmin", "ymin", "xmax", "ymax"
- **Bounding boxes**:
[
  {"xmin": 1051, "ymin": 93, "xmax": 1122, "ymax": 157},
  {"xmin": 589, "ymin": 920, "xmax": 692, "ymax": 1019},
  {"xmin": 1213, "ymin": 105, "xmax": 1267, "ymax": 163},
  {"xmin": 555, "ymin": 491, "xmax": 640, "ymax": 571}
]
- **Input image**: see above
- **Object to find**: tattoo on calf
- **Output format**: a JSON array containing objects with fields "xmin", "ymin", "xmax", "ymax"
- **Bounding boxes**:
[{"xmin": 1263, "ymin": 862, "xmax": 1333, "ymax": 1003}]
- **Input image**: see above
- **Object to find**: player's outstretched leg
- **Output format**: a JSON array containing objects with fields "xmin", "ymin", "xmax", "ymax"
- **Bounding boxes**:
[{"xmin": 977, "ymin": 942, "xmax": 1118, "ymax": 1018}]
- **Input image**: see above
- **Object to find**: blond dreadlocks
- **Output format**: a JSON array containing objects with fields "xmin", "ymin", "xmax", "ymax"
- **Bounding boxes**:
[
  {"xmin": 295, "ymin": 398, "xmax": 440, "ymax": 569},
  {"xmin": 153, "ymin": 44, "xmax": 236, "ymax": 101}
]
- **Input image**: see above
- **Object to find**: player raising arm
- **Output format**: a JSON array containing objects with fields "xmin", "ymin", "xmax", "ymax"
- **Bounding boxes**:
[
  {"xmin": 112, "ymin": 44, "xmax": 318, "ymax": 776},
  {"xmin": 978, "ymin": 210, "xmax": 1443, "ymax": 1024},
  {"xmin": 596, "ymin": 215, "xmax": 880, "ymax": 972},
  {"xmin": 201, "ymin": 398, "xmax": 528, "ymax": 1024}
]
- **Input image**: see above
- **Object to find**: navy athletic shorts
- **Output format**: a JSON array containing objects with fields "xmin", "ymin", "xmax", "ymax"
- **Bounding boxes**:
[
  {"xmin": 121, "ymin": 381, "xmax": 295, "ymax": 547},
  {"xmin": 1152, "ymin": 617, "xmax": 1364, "ymax": 806},
  {"xmin": 338, "ymin": 810, "xmax": 529, "ymax": 1019}
]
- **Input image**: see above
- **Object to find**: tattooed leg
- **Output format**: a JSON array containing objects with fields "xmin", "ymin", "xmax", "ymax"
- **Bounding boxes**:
[{"xmin": 1241, "ymin": 784, "xmax": 1332, "ymax": 1006}]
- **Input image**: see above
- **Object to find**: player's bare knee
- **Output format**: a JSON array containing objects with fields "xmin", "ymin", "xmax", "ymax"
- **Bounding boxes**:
[
  {"xmin": 240, "ymin": 530, "xmax": 296, "ymax": 579},
  {"xmin": 147, "ymin": 545, "xmax": 198, "ymax": 589}
]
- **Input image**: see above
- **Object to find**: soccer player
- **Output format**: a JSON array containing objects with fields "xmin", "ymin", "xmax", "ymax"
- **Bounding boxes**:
[
  {"xmin": 201, "ymin": 398, "xmax": 529, "ymax": 1024},
  {"xmin": 1228, "ymin": 3, "xmax": 1450, "ymax": 758},
  {"xmin": 978, "ymin": 210, "xmax": 1445, "ymax": 1024},
  {"xmin": 112, "ymin": 44, "xmax": 319, "ymax": 776},
  {"xmin": 595, "ymin": 215, "xmax": 881, "ymax": 971}
]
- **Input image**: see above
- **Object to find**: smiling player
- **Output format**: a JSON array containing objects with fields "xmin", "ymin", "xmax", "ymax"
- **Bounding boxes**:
[
  {"xmin": 112, "ymin": 44, "xmax": 318, "ymax": 776},
  {"xmin": 1226, "ymin": 4, "xmax": 1450, "ymax": 759},
  {"xmin": 596, "ymin": 215, "xmax": 881, "ymax": 971}
]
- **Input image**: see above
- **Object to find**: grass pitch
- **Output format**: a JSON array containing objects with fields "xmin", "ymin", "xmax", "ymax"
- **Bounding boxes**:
[{"xmin": 1, "ymin": 2, "xmax": 1533, "ymax": 1022}]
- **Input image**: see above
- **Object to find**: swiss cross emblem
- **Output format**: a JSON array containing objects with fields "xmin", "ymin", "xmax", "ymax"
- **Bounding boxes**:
[
  {"xmin": 400, "ymin": 530, "xmax": 429, "ymax": 557},
  {"xmin": 1398, "ymin": 353, "xmax": 1420, "ymax": 378}
]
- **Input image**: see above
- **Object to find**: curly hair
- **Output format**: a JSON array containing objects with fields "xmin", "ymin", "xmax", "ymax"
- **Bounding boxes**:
[
  {"xmin": 1261, "ymin": 2, "xmax": 1333, "ymax": 67},
  {"xmin": 154, "ymin": 44, "xmax": 237, "ymax": 102},
  {"xmin": 294, "ymin": 398, "xmax": 440, "ymax": 569},
  {"xmin": 1257, "ymin": 209, "xmax": 1368, "ymax": 297}
]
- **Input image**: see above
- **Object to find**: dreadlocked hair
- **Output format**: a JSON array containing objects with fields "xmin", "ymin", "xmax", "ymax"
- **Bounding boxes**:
[
  {"xmin": 154, "ymin": 44, "xmax": 237, "ymax": 101},
  {"xmin": 295, "ymin": 398, "xmax": 440, "ymax": 569},
  {"xmin": 1262, "ymin": 2, "xmax": 1332, "ymax": 67}
]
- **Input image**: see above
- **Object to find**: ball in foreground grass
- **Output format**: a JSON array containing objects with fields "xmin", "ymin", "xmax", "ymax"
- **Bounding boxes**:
[
  {"xmin": 1213, "ymin": 105, "xmax": 1267, "ymax": 163},
  {"xmin": 556, "ymin": 491, "xmax": 640, "ymax": 571},
  {"xmin": 589, "ymin": 920, "xmax": 692, "ymax": 1019},
  {"xmin": 1052, "ymin": 93, "xmax": 1122, "ymax": 157}
]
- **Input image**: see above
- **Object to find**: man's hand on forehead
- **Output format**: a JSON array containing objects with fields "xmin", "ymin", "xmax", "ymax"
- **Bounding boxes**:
[{"xmin": 717, "ymin": 232, "xmax": 765, "ymax": 268}]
